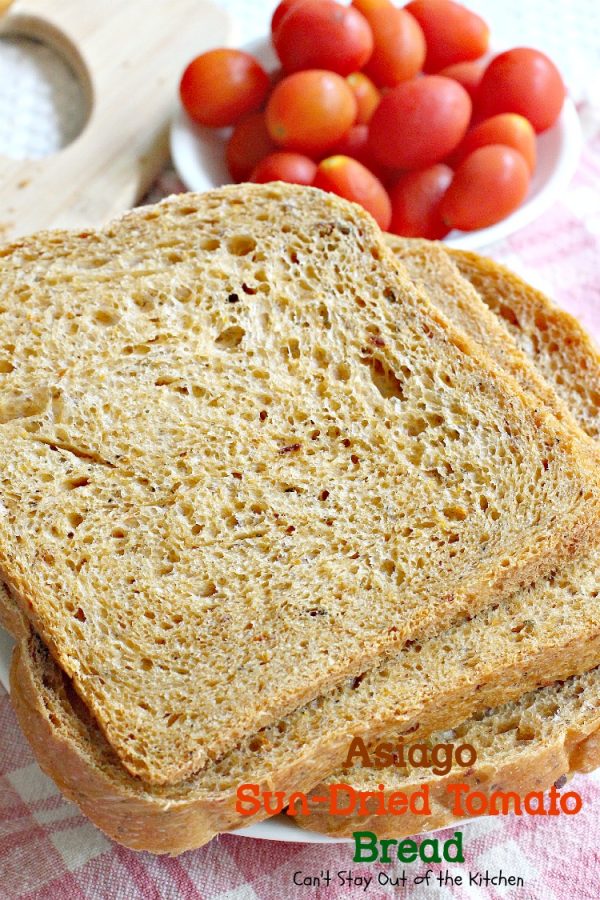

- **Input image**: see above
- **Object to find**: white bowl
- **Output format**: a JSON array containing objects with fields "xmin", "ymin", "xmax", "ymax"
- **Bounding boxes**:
[{"xmin": 171, "ymin": 37, "xmax": 582, "ymax": 251}]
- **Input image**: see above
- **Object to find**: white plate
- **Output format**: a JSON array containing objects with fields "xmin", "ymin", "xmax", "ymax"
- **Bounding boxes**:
[{"xmin": 170, "ymin": 37, "xmax": 582, "ymax": 252}]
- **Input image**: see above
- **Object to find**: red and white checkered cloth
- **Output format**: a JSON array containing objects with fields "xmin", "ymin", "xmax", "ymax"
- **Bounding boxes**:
[{"xmin": 2, "ymin": 125, "xmax": 600, "ymax": 900}]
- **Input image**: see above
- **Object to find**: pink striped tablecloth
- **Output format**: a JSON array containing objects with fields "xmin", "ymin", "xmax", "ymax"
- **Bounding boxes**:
[{"xmin": 1, "ymin": 125, "xmax": 600, "ymax": 900}]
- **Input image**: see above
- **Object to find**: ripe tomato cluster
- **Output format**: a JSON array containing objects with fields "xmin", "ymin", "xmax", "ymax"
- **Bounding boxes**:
[{"xmin": 179, "ymin": 0, "xmax": 566, "ymax": 237}]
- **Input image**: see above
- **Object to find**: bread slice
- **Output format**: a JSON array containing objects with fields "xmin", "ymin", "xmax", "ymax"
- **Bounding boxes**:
[
  {"xmin": 386, "ymin": 239, "xmax": 580, "ymax": 433},
  {"xmin": 0, "ymin": 251, "xmax": 600, "ymax": 852},
  {"xmin": 4, "ymin": 242, "xmax": 600, "ymax": 853},
  {"xmin": 2, "ymin": 186, "xmax": 599, "ymax": 787},
  {"xmin": 450, "ymin": 249, "xmax": 600, "ymax": 441},
  {"xmin": 293, "ymin": 242, "xmax": 600, "ymax": 837}
]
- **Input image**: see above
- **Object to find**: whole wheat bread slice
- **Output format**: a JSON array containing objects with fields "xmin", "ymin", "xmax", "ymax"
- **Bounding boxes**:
[
  {"xmin": 294, "ymin": 241, "xmax": 600, "ymax": 837},
  {"xmin": 2, "ymin": 186, "xmax": 599, "ymax": 787},
  {"xmin": 451, "ymin": 249, "xmax": 600, "ymax": 441},
  {"xmin": 386, "ymin": 239, "xmax": 581, "ymax": 435},
  {"xmin": 4, "ymin": 240, "xmax": 600, "ymax": 853}
]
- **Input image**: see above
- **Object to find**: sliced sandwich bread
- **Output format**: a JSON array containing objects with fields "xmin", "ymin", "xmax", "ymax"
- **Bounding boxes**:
[
  {"xmin": 4, "ymin": 240, "xmax": 600, "ymax": 853},
  {"xmin": 386, "ymin": 239, "xmax": 579, "ymax": 434},
  {"xmin": 451, "ymin": 250, "xmax": 600, "ymax": 441},
  {"xmin": 8, "ymin": 512, "xmax": 600, "ymax": 853},
  {"xmin": 2, "ymin": 186, "xmax": 599, "ymax": 786},
  {"xmin": 295, "ymin": 242, "xmax": 600, "ymax": 837}
]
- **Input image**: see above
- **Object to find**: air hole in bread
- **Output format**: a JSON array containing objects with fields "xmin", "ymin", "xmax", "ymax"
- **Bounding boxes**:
[
  {"xmin": 174, "ymin": 285, "xmax": 193, "ymax": 303},
  {"xmin": 215, "ymin": 326, "xmax": 245, "ymax": 350},
  {"xmin": 200, "ymin": 238, "xmax": 220, "ymax": 251},
  {"xmin": 444, "ymin": 505, "xmax": 468, "ymax": 522},
  {"xmin": 406, "ymin": 416, "xmax": 427, "ymax": 437},
  {"xmin": 497, "ymin": 304, "xmax": 520, "ymax": 328},
  {"xmin": 516, "ymin": 725, "xmax": 536, "ymax": 741},
  {"xmin": 65, "ymin": 476, "xmax": 90, "ymax": 490},
  {"xmin": 227, "ymin": 235, "xmax": 256, "ymax": 256},
  {"xmin": 360, "ymin": 355, "xmax": 405, "ymax": 401}
]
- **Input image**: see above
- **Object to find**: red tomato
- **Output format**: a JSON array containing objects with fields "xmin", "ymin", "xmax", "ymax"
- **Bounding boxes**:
[
  {"xmin": 477, "ymin": 48, "xmax": 566, "ymax": 133},
  {"xmin": 331, "ymin": 123, "xmax": 370, "ymax": 160},
  {"xmin": 330, "ymin": 124, "xmax": 380, "ymax": 172},
  {"xmin": 369, "ymin": 76, "xmax": 471, "ymax": 169},
  {"xmin": 271, "ymin": 0, "xmax": 306, "ymax": 34},
  {"xmin": 314, "ymin": 155, "xmax": 392, "ymax": 230},
  {"xmin": 180, "ymin": 50, "xmax": 270, "ymax": 128},
  {"xmin": 274, "ymin": 1, "xmax": 373, "ymax": 76},
  {"xmin": 455, "ymin": 113, "xmax": 537, "ymax": 172},
  {"xmin": 438, "ymin": 60, "xmax": 485, "ymax": 102},
  {"xmin": 406, "ymin": 0, "xmax": 489, "ymax": 73},
  {"xmin": 226, "ymin": 113, "xmax": 276, "ymax": 182},
  {"xmin": 388, "ymin": 164, "xmax": 453, "ymax": 239},
  {"xmin": 353, "ymin": 0, "xmax": 426, "ymax": 87},
  {"xmin": 250, "ymin": 152, "xmax": 317, "ymax": 185},
  {"xmin": 266, "ymin": 70, "xmax": 357, "ymax": 155},
  {"xmin": 346, "ymin": 72, "xmax": 381, "ymax": 124},
  {"xmin": 441, "ymin": 144, "xmax": 530, "ymax": 230}
]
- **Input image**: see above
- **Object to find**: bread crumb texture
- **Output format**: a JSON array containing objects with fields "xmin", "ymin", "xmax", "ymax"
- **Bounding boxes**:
[
  {"xmin": 0, "ymin": 185, "xmax": 599, "ymax": 785},
  {"xmin": 451, "ymin": 249, "xmax": 600, "ymax": 442}
]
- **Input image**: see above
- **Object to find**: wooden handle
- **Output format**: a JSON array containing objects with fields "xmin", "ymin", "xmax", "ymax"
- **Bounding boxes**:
[{"xmin": 0, "ymin": 0, "xmax": 231, "ymax": 240}]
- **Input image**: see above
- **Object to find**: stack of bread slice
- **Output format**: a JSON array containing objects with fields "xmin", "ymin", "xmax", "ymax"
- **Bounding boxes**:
[{"xmin": 1, "ymin": 184, "xmax": 599, "ymax": 853}]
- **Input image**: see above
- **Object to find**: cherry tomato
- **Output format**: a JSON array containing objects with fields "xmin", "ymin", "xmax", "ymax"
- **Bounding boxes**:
[
  {"xmin": 271, "ymin": 0, "xmax": 306, "ymax": 34},
  {"xmin": 406, "ymin": 0, "xmax": 489, "ymax": 73},
  {"xmin": 266, "ymin": 70, "xmax": 357, "ymax": 155},
  {"xmin": 388, "ymin": 164, "xmax": 453, "ymax": 239},
  {"xmin": 330, "ymin": 124, "xmax": 380, "ymax": 172},
  {"xmin": 441, "ymin": 145, "xmax": 530, "ymax": 231},
  {"xmin": 352, "ymin": 0, "xmax": 426, "ymax": 87},
  {"xmin": 180, "ymin": 49, "xmax": 270, "ymax": 128},
  {"xmin": 438, "ymin": 60, "xmax": 484, "ymax": 102},
  {"xmin": 476, "ymin": 48, "xmax": 566, "ymax": 133},
  {"xmin": 369, "ymin": 76, "xmax": 471, "ymax": 169},
  {"xmin": 250, "ymin": 152, "xmax": 317, "ymax": 186},
  {"xmin": 274, "ymin": 1, "xmax": 373, "ymax": 76},
  {"xmin": 314, "ymin": 155, "xmax": 392, "ymax": 230},
  {"xmin": 455, "ymin": 113, "xmax": 537, "ymax": 172},
  {"xmin": 347, "ymin": 72, "xmax": 381, "ymax": 124},
  {"xmin": 226, "ymin": 113, "xmax": 277, "ymax": 182}
]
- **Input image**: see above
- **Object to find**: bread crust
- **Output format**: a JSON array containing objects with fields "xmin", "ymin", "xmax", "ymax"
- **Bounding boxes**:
[{"xmin": 386, "ymin": 238, "xmax": 581, "ymax": 435}]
